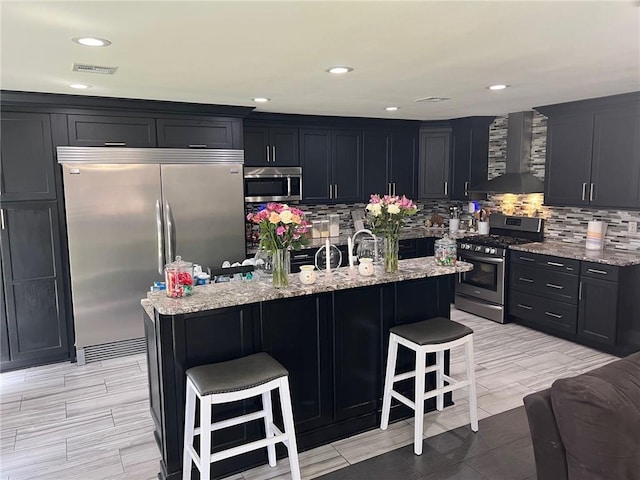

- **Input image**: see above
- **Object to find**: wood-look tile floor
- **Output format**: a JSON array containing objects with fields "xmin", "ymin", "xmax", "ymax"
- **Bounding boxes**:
[{"xmin": 0, "ymin": 308, "xmax": 616, "ymax": 480}]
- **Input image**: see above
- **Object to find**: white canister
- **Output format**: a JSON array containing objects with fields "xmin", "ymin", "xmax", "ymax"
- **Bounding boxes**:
[
  {"xmin": 586, "ymin": 221, "xmax": 607, "ymax": 250},
  {"xmin": 299, "ymin": 265, "xmax": 317, "ymax": 285},
  {"xmin": 477, "ymin": 221, "xmax": 490, "ymax": 235},
  {"xmin": 449, "ymin": 218, "xmax": 460, "ymax": 233},
  {"xmin": 358, "ymin": 258, "xmax": 375, "ymax": 276}
]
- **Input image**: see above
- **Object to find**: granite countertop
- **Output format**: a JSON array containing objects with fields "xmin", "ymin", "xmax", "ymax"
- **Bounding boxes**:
[
  {"xmin": 510, "ymin": 240, "xmax": 640, "ymax": 267},
  {"xmin": 141, "ymin": 299, "xmax": 154, "ymax": 321},
  {"xmin": 144, "ymin": 257, "xmax": 473, "ymax": 315}
]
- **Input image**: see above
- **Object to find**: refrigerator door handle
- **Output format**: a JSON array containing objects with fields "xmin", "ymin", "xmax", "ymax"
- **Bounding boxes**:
[
  {"xmin": 165, "ymin": 200, "xmax": 175, "ymax": 263},
  {"xmin": 156, "ymin": 200, "xmax": 164, "ymax": 274}
]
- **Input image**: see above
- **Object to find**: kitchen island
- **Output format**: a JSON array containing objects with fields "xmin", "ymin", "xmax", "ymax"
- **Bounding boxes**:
[{"xmin": 142, "ymin": 257, "xmax": 472, "ymax": 480}]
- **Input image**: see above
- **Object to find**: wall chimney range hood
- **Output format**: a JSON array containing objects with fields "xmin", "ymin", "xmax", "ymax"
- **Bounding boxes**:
[{"xmin": 469, "ymin": 111, "xmax": 544, "ymax": 194}]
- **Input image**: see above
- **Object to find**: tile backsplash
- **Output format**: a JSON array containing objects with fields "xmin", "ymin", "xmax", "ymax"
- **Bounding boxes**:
[{"xmin": 248, "ymin": 111, "xmax": 639, "ymax": 251}]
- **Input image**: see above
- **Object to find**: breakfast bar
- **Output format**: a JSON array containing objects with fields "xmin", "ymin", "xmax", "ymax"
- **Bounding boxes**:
[{"xmin": 142, "ymin": 257, "xmax": 472, "ymax": 480}]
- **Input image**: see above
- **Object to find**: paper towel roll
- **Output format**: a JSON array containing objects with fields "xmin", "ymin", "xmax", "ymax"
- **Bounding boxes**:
[{"xmin": 586, "ymin": 221, "xmax": 607, "ymax": 250}]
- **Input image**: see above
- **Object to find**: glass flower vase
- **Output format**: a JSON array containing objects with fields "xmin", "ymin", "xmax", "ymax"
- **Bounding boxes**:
[
  {"xmin": 271, "ymin": 249, "xmax": 290, "ymax": 288},
  {"xmin": 383, "ymin": 234, "xmax": 399, "ymax": 273}
]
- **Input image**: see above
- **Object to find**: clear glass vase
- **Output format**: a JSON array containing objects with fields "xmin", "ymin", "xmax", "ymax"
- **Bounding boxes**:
[
  {"xmin": 271, "ymin": 249, "xmax": 290, "ymax": 288},
  {"xmin": 383, "ymin": 234, "xmax": 399, "ymax": 273}
]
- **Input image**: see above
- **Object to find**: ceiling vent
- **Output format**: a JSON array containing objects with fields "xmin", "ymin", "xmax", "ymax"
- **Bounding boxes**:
[
  {"xmin": 414, "ymin": 96, "xmax": 450, "ymax": 103},
  {"xmin": 72, "ymin": 63, "xmax": 118, "ymax": 75}
]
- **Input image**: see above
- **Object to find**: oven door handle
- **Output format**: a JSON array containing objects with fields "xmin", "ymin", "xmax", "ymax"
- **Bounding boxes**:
[{"xmin": 459, "ymin": 254, "xmax": 504, "ymax": 265}]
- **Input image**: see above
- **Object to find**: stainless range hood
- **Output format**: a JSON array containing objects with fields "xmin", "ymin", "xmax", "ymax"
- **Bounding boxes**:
[{"xmin": 469, "ymin": 111, "xmax": 544, "ymax": 194}]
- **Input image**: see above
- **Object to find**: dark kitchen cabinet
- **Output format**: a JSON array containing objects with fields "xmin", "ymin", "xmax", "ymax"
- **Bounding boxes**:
[
  {"xmin": 0, "ymin": 276, "xmax": 9, "ymax": 363},
  {"xmin": 333, "ymin": 285, "xmax": 389, "ymax": 422},
  {"xmin": 156, "ymin": 117, "xmax": 241, "ymax": 149},
  {"xmin": 450, "ymin": 117, "xmax": 494, "ymax": 200},
  {"xmin": 362, "ymin": 129, "xmax": 417, "ymax": 199},
  {"xmin": 543, "ymin": 112, "xmax": 593, "ymax": 207},
  {"xmin": 509, "ymin": 253, "xmax": 579, "ymax": 335},
  {"xmin": 0, "ymin": 201, "xmax": 70, "ymax": 369},
  {"xmin": 0, "ymin": 111, "xmax": 56, "ymax": 201},
  {"xmin": 244, "ymin": 125, "xmax": 298, "ymax": 166},
  {"xmin": 578, "ymin": 274, "xmax": 617, "ymax": 346},
  {"xmin": 260, "ymin": 294, "xmax": 333, "ymax": 434},
  {"xmin": 67, "ymin": 114, "xmax": 157, "ymax": 147},
  {"xmin": 300, "ymin": 129, "xmax": 361, "ymax": 203},
  {"xmin": 509, "ymin": 251, "xmax": 640, "ymax": 355},
  {"xmin": 418, "ymin": 127, "xmax": 451, "ymax": 199},
  {"xmin": 537, "ymin": 93, "xmax": 640, "ymax": 209}
]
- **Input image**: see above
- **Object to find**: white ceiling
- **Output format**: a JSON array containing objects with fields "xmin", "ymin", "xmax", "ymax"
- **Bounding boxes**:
[{"xmin": 1, "ymin": 1, "xmax": 639, "ymax": 120}]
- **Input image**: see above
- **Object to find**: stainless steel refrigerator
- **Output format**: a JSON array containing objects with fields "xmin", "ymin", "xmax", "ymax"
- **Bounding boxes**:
[{"xmin": 57, "ymin": 147, "xmax": 245, "ymax": 364}]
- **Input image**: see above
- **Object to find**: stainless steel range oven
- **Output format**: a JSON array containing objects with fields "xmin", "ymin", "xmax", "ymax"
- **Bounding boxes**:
[{"xmin": 455, "ymin": 214, "xmax": 543, "ymax": 323}]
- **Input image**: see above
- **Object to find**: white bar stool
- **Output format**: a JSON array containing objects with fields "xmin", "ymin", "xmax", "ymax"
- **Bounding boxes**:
[
  {"xmin": 182, "ymin": 352, "xmax": 301, "ymax": 480},
  {"xmin": 380, "ymin": 317, "xmax": 478, "ymax": 455}
]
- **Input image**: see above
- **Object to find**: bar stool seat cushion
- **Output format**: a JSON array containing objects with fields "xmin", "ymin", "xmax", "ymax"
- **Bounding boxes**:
[
  {"xmin": 390, "ymin": 317, "xmax": 473, "ymax": 345},
  {"xmin": 186, "ymin": 352, "xmax": 288, "ymax": 395}
]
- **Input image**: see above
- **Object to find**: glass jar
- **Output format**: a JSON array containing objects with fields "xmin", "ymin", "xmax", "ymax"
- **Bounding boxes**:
[
  {"xmin": 434, "ymin": 235, "xmax": 457, "ymax": 266},
  {"xmin": 165, "ymin": 255, "xmax": 194, "ymax": 297},
  {"xmin": 329, "ymin": 214, "xmax": 340, "ymax": 237}
]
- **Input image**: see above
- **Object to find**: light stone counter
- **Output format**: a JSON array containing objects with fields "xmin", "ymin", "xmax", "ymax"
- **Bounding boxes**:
[
  {"xmin": 145, "ymin": 257, "xmax": 473, "ymax": 315},
  {"xmin": 510, "ymin": 241, "xmax": 640, "ymax": 267}
]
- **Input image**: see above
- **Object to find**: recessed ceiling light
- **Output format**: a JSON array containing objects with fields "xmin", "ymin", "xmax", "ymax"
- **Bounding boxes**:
[
  {"xmin": 385, "ymin": 106, "xmax": 400, "ymax": 111},
  {"xmin": 488, "ymin": 84, "xmax": 508, "ymax": 91},
  {"xmin": 69, "ymin": 83, "xmax": 92, "ymax": 89},
  {"xmin": 252, "ymin": 97, "xmax": 270, "ymax": 103},
  {"xmin": 72, "ymin": 37, "xmax": 111, "ymax": 47},
  {"xmin": 414, "ymin": 96, "xmax": 450, "ymax": 103},
  {"xmin": 326, "ymin": 66, "xmax": 353, "ymax": 74}
]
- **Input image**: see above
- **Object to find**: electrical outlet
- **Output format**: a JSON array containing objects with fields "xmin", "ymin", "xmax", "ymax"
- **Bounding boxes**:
[{"xmin": 629, "ymin": 221, "xmax": 638, "ymax": 234}]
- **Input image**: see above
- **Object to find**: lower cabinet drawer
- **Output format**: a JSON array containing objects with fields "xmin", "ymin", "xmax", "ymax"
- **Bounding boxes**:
[
  {"xmin": 510, "ymin": 264, "xmax": 579, "ymax": 304},
  {"xmin": 509, "ymin": 290, "xmax": 577, "ymax": 334}
]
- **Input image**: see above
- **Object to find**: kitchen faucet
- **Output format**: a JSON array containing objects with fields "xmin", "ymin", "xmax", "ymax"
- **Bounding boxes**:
[{"xmin": 350, "ymin": 228, "xmax": 378, "ymax": 265}]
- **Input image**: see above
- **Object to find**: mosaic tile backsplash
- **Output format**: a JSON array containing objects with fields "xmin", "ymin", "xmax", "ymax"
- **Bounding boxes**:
[{"xmin": 247, "ymin": 112, "xmax": 639, "ymax": 251}]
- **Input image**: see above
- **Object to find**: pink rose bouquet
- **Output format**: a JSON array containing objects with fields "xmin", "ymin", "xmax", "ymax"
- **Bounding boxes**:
[{"xmin": 246, "ymin": 203, "xmax": 310, "ymax": 252}]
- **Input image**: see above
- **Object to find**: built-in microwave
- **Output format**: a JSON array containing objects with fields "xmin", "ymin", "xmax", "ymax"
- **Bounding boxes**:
[{"xmin": 244, "ymin": 166, "xmax": 302, "ymax": 203}]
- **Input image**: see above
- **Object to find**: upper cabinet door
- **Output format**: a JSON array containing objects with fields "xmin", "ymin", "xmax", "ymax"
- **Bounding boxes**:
[
  {"xmin": 544, "ymin": 113, "xmax": 593, "ymax": 207},
  {"xmin": 362, "ymin": 131, "xmax": 390, "ymax": 198},
  {"xmin": 390, "ymin": 130, "xmax": 417, "ymax": 199},
  {"xmin": 67, "ymin": 114, "xmax": 156, "ymax": 147},
  {"xmin": 156, "ymin": 117, "xmax": 241, "ymax": 149},
  {"xmin": 0, "ymin": 112, "xmax": 56, "ymax": 201},
  {"xmin": 590, "ymin": 107, "xmax": 640, "ymax": 209},
  {"xmin": 418, "ymin": 128, "xmax": 451, "ymax": 199},
  {"xmin": 244, "ymin": 126, "xmax": 298, "ymax": 166},
  {"xmin": 244, "ymin": 126, "xmax": 270, "ymax": 166},
  {"xmin": 450, "ymin": 117, "xmax": 492, "ymax": 201},
  {"xmin": 269, "ymin": 127, "xmax": 299, "ymax": 166},
  {"xmin": 332, "ymin": 130, "xmax": 362, "ymax": 202},
  {"xmin": 300, "ymin": 129, "xmax": 332, "ymax": 202}
]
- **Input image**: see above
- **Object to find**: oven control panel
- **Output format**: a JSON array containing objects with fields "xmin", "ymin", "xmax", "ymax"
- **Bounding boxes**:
[{"xmin": 458, "ymin": 243, "xmax": 504, "ymax": 257}]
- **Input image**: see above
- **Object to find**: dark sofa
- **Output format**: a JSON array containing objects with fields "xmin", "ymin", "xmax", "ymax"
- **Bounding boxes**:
[{"xmin": 523, "ymin": 351, "xmax": 640, "ymax": 480}]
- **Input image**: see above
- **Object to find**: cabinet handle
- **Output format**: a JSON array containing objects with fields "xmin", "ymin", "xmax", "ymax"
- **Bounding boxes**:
[
  {"xmin": 517, "ymin": 304, "xmax": 533, "ymax": 310},
  {"xmin": 547, "ymin": 261, "xmax": 565, "ymax": 267},
  {"xmin": 272, "ymin": 146, "xmax": 276, "ymax": 163},
  {"xmin": 188, "ymin": 144, "xmax": 207, "ymax": 149},
  {"xmin": 292, "ymin": 254, "xmax": 311, "ymax": 259},
  {"xmin": 518, "ymin": 277, "xmax": 534, "ymax": 283},
  {"xmin": 334, "ymin": 184, "xmax": 338, "ymax": 198},
  {"xmin": 589, "ymin": 183, "xmax": 594, "ymax": 202},
  {"xmin": 388, "ymin": 183, "xmax": 392, "ymax": 196},
  {"xmin": 0, "ymin": 208, "xmax": 5, "ymax": 230},
  {"xmin": 444, "ymin": 181, "xmax": 448, "ymax": 196},
  {"xmin": 545, "ymin": 311, "xmax": 563, "ymax": 319},
  {"xmin": 104, "ymin": 142, "xmax": 126, "ymax": 147},
  {"xmin": 329, "ymin": 184, "xmax": 333, "ymax": 199},
  {"xmin": 393, "ymin": 183, "xmax": 397, "ymax": 196},
  {"xmin": 587, "ymin": 268, "xmax": 608, "ymax": 275},
  {"xmin": 581, "ymin": 182, "xmax": 587, "ymax": 201},
  {"xmin": 266, "ymin": 146, "xmax": 270, "ymax": 163},
  {"xmin": 464, "ymin": 181, "xmax": 469, "ymax": 196},
  {"xmin": 546, "ymin": 283, "xmax": 564, "ymax": 290},
  {"xmin": 519, "ymin": 256, "xmax": 535, "ymax": 262},
  {"xmin": 579, "ymin": 281, "xmax": 583, "ymax": 301}
]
